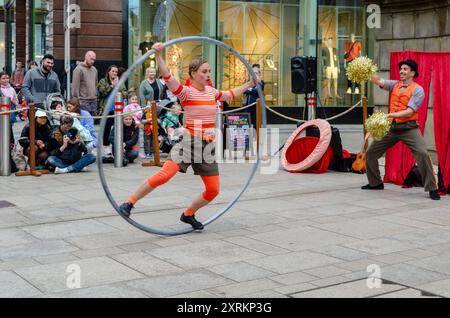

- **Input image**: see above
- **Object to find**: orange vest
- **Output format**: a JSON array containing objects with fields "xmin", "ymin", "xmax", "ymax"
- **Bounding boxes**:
[{"xmin": 389, "ymin": 82, "xmax": 420, "ymax": 124}]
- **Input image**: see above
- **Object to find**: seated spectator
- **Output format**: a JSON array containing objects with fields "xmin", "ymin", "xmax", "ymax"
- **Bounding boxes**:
[
  {"xmin": 109, "ymin": 113, "xmax": 139, "ymax": 163},
  {"xmin": 19, "ymin": 109, "xmax": 52, "ymax": 168},
  {"xmin": 124, "ymin": 92, "xmax": 143, "ymax": 125},
  {"xmin": 67, "ymin": 97, "xmax": 98, "ymax": 149},
  {"xmin": 51, "ymin": 100, "xmax": 95, "ymax": 152},
  {"xmin": 46, "ymin": 115, "xmax": 96, "ymax": 173}
]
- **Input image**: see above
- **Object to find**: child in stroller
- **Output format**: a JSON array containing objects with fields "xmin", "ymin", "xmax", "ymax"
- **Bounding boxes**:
[{"xmin": 157, "ymin": 100, "xmax": 184, "ymax": 154}]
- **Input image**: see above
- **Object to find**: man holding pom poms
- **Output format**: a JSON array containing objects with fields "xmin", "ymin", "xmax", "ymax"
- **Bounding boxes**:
[{"xmin": 361, "ymin": 59, "xmax": 440, "ymax": 200}]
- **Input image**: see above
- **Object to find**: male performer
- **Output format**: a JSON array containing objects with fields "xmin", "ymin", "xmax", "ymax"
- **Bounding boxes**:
[{"xmin": 362, "ymin": 59, "xmax": 440, "ymax": 200}]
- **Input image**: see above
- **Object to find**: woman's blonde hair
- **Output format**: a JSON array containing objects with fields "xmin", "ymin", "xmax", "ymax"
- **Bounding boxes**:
[{"xmin": 188, "ymin": 58, "xmax": 208, "ymax": 78}]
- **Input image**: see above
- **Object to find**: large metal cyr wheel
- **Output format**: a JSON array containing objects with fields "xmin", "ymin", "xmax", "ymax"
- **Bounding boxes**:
[{"xmin": 97, "ymin": 36, "xmax": 267, "ymax": 236}]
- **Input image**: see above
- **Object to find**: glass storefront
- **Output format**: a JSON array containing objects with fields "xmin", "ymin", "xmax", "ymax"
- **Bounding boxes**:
[
  {"xmin": 127, "ymin": 0, "xmax": 371, "ymax": 108},
  {"xmin": 317, "ymin": 0, "xmax": 371, "ymax": 107}
]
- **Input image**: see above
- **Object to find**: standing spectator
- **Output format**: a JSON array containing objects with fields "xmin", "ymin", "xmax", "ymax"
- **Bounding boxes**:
[
  {"xmin": 21, "ymin": 54, "xmax": 61, "ymax": 105},
  {"xmin": 0, "ymin": 71, "xmax": 19, "ymax": 124},
  {"xmin": 123, "ymin": 92, "xmax": 143, "ymax": 125},
  {"xmin": 109, "ymin": 113, "xmax": 140, "ymax": 164},
  {"xmin": 11, "ymin": 61, "xmax": 25, "ymax": 90},
  {"xmin": 243, "ymin": 64, "xmax": 264, "ymax": 128},
  {"xmin": 19, "ymin": 109, "xmax": 52, "ymax": 168},
  {"xmin": 46, "ymin": 115, "xmax": 96, "ymax": 173},
  {"xmin": 72, "ymin": 51, "xmax": 98, "ymax": 116},
  {"xmin": 97, "ymin": 65, "xmax": 127, "ymax": 154},
  {"xmin": 139, "ymin": 67, "xmax": 165, "ymax": 107},
  {"xmin": 27, "ymin": 60, "xmax": 38, "ymax": 71},
  {"xmin": 67, "ymin": 97, "xmax": 98, "ymax": 150}
]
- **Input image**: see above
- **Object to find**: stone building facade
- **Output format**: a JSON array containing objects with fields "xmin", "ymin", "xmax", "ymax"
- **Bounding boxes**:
[{"xmin": 369, "ymin": 0, "xmax": 450, "ymax": 154}]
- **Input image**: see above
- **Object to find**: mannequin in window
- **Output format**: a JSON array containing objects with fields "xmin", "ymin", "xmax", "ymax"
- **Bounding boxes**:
[
  {"xmin": 344, "ymin": 33, "xmax": 362, "ymax": 94},
  {"xmin": 139, "ymin": 32, "xmax": 156, "ymax": 75},
  {"xmin": 167, "ymin": 44, "xmax": 183, "ymax": 81},
  {"xmin": 322, "ymin": 37, "xmax": 342, "ymax": 100}
]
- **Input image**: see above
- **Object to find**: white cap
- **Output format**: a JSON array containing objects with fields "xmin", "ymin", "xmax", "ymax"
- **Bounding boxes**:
[{"xmin": 35, "ymin": 109, "xmax": 47, "ymax": 118}]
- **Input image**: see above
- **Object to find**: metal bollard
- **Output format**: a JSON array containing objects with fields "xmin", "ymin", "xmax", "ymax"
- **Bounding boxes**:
[
  {"xmin": 114, "ymin": 93, "xmax": 124, "ymax": 168},
  {"xmin": 307, "ymin": 92, "xmax": 317, "ymax": 121},
  {"xmin": 0, "ymin": 97, "xmax": 11, "ymax": 176},
  {"xmin": 215, "ymin": 102, "xmax": 224, "ymax": 162}
]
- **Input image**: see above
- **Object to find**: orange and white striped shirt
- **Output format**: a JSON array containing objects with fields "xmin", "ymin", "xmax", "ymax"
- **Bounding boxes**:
[{"xmin": 164, "ymin": 74, "xmax": 235, "ymax": 139}]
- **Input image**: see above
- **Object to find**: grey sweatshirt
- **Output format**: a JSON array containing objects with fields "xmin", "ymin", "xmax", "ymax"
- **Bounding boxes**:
[{"xmin": 72, "ymin": 62, "xmax": 98, "ymax": 101}]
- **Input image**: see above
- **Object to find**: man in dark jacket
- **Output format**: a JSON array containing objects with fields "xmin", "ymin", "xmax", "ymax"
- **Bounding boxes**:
[
  {"xmin": 109, "ymin": 113, "xmax": 140, "ymax": 163},
  {"xmin": 19, "ymin": 109, "xmax": 52, "ymax": 167},
  {"xmin": 21, "ymin": 54, "xmax": 61, "ymax": 105}
]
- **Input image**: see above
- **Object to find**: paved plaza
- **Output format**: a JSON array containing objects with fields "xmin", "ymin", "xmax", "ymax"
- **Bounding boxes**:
[{"xmin": 0, "ymin": 124, "xmax": 449, "ymax": 298}]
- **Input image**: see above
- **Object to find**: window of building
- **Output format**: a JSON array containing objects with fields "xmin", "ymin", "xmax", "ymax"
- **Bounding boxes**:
[{"xmin": 317, "ymin": 0, "xmax": 371, "ymax": 107}]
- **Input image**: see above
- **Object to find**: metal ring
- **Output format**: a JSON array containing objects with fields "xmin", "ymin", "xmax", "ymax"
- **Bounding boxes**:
[{"xmin": 97, "ymin": 36, "xmax": 267, "ymax": 236}]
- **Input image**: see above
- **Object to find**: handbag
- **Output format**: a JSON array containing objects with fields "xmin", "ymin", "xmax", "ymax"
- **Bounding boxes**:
[{"xmin": 11, "ymin": 142, "xmax": 28, "ymax": 171}]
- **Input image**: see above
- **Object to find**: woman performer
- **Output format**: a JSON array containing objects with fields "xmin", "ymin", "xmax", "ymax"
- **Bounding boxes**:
[{"xmin": 119, "ymin": 42, "xmax": 259, "ymax": 230}]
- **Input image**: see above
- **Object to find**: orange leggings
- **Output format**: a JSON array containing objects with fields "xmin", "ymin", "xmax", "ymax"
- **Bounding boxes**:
[{"xmin": 147, "ymin": 160, "xmax": 220, "ymax": 202}]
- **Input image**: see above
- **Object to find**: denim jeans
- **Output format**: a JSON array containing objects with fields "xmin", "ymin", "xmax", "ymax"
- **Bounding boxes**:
[
  {"xmin": 46, "ymin": 154, "xmax": 96, "ymax": 172},
  {"xmin": 111, "ymin": 146, "xmax": 139, "ymax": 163}
]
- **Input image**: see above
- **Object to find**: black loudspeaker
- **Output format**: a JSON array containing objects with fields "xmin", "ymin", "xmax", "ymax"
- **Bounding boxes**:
[{"xmin": 291, "ymin": 56, "xmax": 317, "ymax": 94}]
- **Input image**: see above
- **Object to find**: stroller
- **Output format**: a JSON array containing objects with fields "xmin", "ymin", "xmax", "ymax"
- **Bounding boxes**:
[
  {"xmin": 44, "ymin": 93, "xmax": 67, "ymax": 127},
  {"xmin": 156, "ymin": 100, "xmax": 184, "ymax": 154}
]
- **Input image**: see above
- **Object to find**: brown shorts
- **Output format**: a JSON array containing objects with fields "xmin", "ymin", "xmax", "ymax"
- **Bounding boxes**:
[{"xmin": 168, "ymin": 133, "xmax": 219, "ymax": 176}]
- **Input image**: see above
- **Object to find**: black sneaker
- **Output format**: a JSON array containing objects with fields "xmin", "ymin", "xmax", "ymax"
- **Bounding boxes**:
[
  {"xmin": 119, "ymin": 202, "xmax": 133, "ymax": 217},
  {"xmin": 429, "ymin": 190, "xmax": 441, "ymax": 201},
  {"xmin": 361, "ymin": 183, "xmax": 384, "ymax": 190},
  {"xmin": 180, "ymin": 213, "xmax": 204, "ymax": 230}
]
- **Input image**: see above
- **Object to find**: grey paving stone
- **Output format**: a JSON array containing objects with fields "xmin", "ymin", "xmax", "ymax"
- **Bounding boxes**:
[
  {"xmin": 270, "ymin": 271, "xmax": 318, "ymax": 285},
  {"xmin": 208, "ymin": 262, "xmax": 276, "ymax": 282},
  {"xmin": 314, "ymin": 245, "xmax": 371, "ymax": 261},
  {"xmin": 291, "ymin": 279, "xmax": 404, "ymax": 298},
  {"xmin": 209, "ymin": 278, "xmax": 283, "ymax": 297},
  {"xmin": 304, "ymin": 265, "xmax": 351, "ymax": 279},
  {"xmin": 34, "ymin": 253, "xmax": 80, "ymax": 265},
  {"xmin": 314, "ymin": 219, "xmax": 416, "ymax": 240},
  {"xmin": 274, "ymin": 283, "xmax": 317, "ymax": 295},
  {"xmin": 417, "ymin": 278, "xmax": 450, "ymax": 298},
  {"xmin": 172, "ymin": 290, "xmax": 221, "ymax": 298},
  {"xmin": 0, "ymin": 228, "xmax": 37, "ymax": 247},
  {"xmin": 246, "ymin": 251, "xmax": 342, "ymax": 274},
  {"xmin": 380, "ymin": 263, "xmax": 446, "ymax": 287},
  {"xmin": 0, "ymin": 240, "xmax": 79, "ymax": 261},
  {"xmin": 247, "ymin": 227, "xmax": 356, "ymax": 251},
  {"xmin": 0, "ymin": 258, "xmax": 40, "ymax": 271},
  {"xmin": 41, "ymin": 284, "xmax": 148, "ymax": 298},
  {"xmin": 392, "ymin": 228, "xmax": 450, "ymax": 248},
  {"xmin": 342, "ymin": 238, "xmax": 419, "ymax": 255},
  {"xmin": 407, "ymin": 252, "xmax": 450, "ymax": 276},
  {"xmin": 66, "ymin": 231, "xmax": 152, "ymax": 250},
  {"xmin": 0, "ymin": 271, "xmax": 42, "ymax": 297},
  {"xmin": 15, "ymin": 257, "xmax": 144, "ymax": 294},
  {"xmin": 223, "ymin": 236, "xmax": 290, "ymax": 256},
  {"xmin": 126, "ymin": 270, "xmax": 232, "ymax": 297},
  {"xmin": 21, "ymin": 219, "xmax": 119, "ymax": 240},
  {"xmin": 72, "ymin": 247, "xmax": 125, "ymax": 259},
  {"xmin": 147, "ymin": 240, "xmax": 265, "ymax": 270},
  {"xmin": 112, "ymin": 252, "xmax": 183, "ymax": 276},
  {"xmin": 375, "ymin": 288, "xmax": 439, "ymax": 298}
]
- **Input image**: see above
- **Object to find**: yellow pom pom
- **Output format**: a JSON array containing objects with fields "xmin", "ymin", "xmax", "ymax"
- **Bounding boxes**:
[
  {"xmin": 366, "ymin": 111, "xmax": 390, "ymax": 141},
  {"xmin": 346, "ymin": 56, "xmax": 378, "ymax": 84}
]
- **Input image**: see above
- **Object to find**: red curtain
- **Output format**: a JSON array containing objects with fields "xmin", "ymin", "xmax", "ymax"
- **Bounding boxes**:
[{"xmin": 383, "ymin": 51, "xmax": 450, "ymax": 187}]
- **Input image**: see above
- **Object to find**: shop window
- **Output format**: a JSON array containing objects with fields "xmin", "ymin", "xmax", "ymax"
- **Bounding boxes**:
[{"xmin": 317, "ymin": 0, "xmax": 370, "ymax": 107}]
